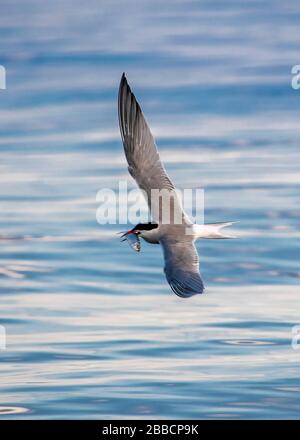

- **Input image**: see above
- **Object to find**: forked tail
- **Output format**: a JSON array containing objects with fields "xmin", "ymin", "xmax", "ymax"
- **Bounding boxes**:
[{"xmin": 194, "ymin": 221, "xmax": 238, "ymax": 239}]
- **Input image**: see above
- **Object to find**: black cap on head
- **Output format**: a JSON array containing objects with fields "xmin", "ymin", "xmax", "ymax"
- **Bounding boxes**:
[{"xmin": 133, "ymin": 222, "xmax": 158, "ymax": 232}]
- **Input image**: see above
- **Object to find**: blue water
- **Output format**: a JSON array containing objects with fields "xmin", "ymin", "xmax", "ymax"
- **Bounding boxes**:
[{"xmin": 0, "ymin": 0, "xmax": 300, "ymax": 419}]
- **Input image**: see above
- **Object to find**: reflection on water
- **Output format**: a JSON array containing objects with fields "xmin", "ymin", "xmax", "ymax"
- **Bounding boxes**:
[
  {"xmin": 0, "ymin": 407, "xmax": 30, "ymax": 415},
  {"xmin": 222, "ymin": 340, "xmax": 276, "ymax": 346},
  {"xmin": 0, "ymin": 0, "xmax": 300, "ymax": 420}
]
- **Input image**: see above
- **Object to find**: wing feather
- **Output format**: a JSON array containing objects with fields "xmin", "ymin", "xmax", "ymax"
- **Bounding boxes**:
[
  {"xmin": 118, "ymin": 73, "xmax": 188, "ymax": 225},
  {"xmin": 160, "ymin": 238, "xmax": 204, "ymax": 298}
]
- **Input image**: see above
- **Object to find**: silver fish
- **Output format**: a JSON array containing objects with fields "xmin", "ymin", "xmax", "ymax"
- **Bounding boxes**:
[{"xmin": 126, "ymin": 233, "xmax": 141, "ymax": 252}]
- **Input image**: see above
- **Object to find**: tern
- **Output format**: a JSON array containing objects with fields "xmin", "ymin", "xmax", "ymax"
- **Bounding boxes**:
[{"xmin": 118, "ymin": 73, "xmax": 236, "ymax": 298}]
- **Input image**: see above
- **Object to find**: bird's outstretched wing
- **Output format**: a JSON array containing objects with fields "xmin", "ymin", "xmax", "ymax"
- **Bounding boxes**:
[
  {"xmin": 160, "ymin": 237, "xmax": 204, "ymax": 298},
  {"xmin": 118, "ymin": 73, "xmax": 189, "ymax": 225}
]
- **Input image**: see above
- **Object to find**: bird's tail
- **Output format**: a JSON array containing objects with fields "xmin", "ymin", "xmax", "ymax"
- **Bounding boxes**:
[
  {"xmin": 193, "ymin": 221, "xmax": 238, "ymax": 239},
  {"xmin": 205, "ymin": 221, "xmax": 238, "ymax": 239}
]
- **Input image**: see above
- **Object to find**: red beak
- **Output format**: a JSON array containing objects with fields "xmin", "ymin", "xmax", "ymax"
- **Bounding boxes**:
[{"xmin": 119, "ymin": 229, "xmax": 135, "ymax": 241}]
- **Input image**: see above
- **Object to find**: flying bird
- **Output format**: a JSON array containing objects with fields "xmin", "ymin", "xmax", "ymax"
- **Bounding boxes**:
[{"xmin": 118, "ymin": 73, "xmax": 236, "ymax": 298}]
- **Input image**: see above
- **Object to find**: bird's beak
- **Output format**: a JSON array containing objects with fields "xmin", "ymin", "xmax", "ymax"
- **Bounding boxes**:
[
  {"xmin": 118, "ymin": 229, "xmax": 141, "ymax": 252},
  {"xmin": 118, "ymin": 229, "xmax": 135, "ymax": 242}
]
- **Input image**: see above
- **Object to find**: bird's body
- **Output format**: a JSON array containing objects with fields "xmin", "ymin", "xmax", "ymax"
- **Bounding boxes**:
[
  {"xmin": 140, "ymin": 222, "xmax": 236, "ymax": 243},
  {"xmin": 118, "ymin": 73, "xmax": 236, "ymax": 298}
]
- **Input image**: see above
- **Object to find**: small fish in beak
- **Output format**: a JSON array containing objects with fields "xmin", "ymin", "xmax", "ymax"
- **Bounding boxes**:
[{"xmin": 119, "ymin": 229, "xmax": 141, "ymax": 252}]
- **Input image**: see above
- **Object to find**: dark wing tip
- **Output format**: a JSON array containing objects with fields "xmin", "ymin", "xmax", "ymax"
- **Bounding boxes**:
[
  {"xmin": 118, "ymin": 73, "xmax": 129, "ymax": 143},
  {"xmin": 166, "ymin": 273, "xmax": 205, "ymax": 298},
  {"xmin": 120, "ymin": 72, "xmax": 126, "ymax": 85},
  {"xmin": 119, "ymin": 72, "xmax": 130, "ymax": 94},
  {"xmin": 118, "ymin": 72, "xmax": 141, "ymax": 147},
  {"xmin": 119, "ymin": 72, "xmax": 127, "ymax": 97}
]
